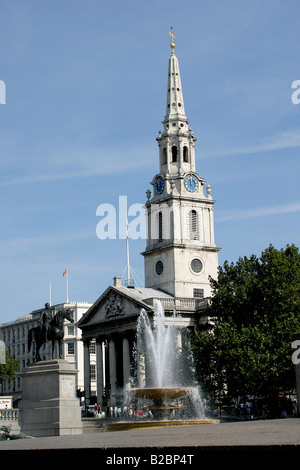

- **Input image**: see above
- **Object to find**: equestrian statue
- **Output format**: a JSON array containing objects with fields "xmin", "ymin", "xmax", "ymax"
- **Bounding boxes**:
[{"xmin": 28, "ymin": 303, "xmax": 74, "ymax": 362}]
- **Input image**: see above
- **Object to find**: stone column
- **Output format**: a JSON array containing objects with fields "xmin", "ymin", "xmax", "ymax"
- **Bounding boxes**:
[
  {"xmin": 96, "ymin": 338, "xmax": 104, "ymax": 406},
  {"xmin": 176, "ymin": 329, "xmax": 182, "ymax": 350},
  {"xmin": 83, "ymin": 339, "xmax": 91, "ymax": 406},
  {"xmin": 122, "ymin": 336, "xmax": 131, "ymax": 391},
  {"xmin": 109, "ymin": 337, "xmax": 117, "ymax": 405}
]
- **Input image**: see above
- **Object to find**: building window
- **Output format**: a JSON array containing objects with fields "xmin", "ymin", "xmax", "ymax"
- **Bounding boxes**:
[
  {"xmin": 67, "ymin": 342, "xmax": 75, "ymax": 355},
  {"xmin": 89, "ymin": 342, "xmax": 96, "ymax": 354},
  {"xmin": 190, "ymin": 258, "xmax": 203, "ymax": 274},
  {"xmin": 163, "ymin": 148, "xmax": 167, "ymax": 164},
  {"xmin": 158, "ymin": 211, "xmax": 163, "ymax": 241},
  {"xmin": 193, "ymin": 288, "xmax": 204, "ymax": 298},
  {"xmin": 189, "ymin": 210, "xmax": 199, "ymax": 240},
  {"xmin": 172, "ymin": 145, "xmax": 178, "ymax": 162},
  {"xmin": 183, "ymin": 146, "xmax": 188, "ymax": 162},
  {"xmin": 67, "ymin": 326, "xmax": 74, "ymax": 336},
  {"xmin": 90, "ymin": 364, "xmax": 96, "ymax": 381},
  {"xmin": 155, "ymin": 260, "xmax": 164, "ymax": 275}
]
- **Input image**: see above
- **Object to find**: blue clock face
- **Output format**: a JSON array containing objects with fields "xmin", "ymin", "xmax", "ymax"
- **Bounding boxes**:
[
  {"xmin": 154, "ymin": 176, "xmax": 165, "ymax": 195},
  {"xmin": 184, "ymin": 174, "xmax": 199, "ymax": 193}
]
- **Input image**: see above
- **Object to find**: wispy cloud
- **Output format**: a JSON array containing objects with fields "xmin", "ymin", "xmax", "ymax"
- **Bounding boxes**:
[
  {"xmin": 200, "ymin": 128, "xmax": 300, "ymax": 159},
  {"xmin": 216, "ymin": 202, "xmax": 300, "ymax": 222},
  {"xmin": 0, "ymin": 144, "xmax": 154, "ymax": 188},
  {"xmin": 0, "ymin": 231, "xmax": 94, "ymax": 256},
  {"xmin": 1, "ymin": 127, "xmax": 299, "ymax": 188}
]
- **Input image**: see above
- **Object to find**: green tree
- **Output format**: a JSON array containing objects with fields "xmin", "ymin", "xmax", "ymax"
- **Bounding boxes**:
[
  {"xmin": 0, "ymin": 351, "xmax": 19, "ymax": 387},
  {"xmin": 191, "ymin": 244, "xmax": 300, "ymax": 405}
]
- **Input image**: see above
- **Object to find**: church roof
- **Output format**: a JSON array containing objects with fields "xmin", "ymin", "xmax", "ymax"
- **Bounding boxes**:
[
  {"xmin": 116, "ymin": 285, "xmax": 174, "ymax": 302},
  {"xmin": 77, "ymin": 283, "xmax": 174, "ymax": 328}
]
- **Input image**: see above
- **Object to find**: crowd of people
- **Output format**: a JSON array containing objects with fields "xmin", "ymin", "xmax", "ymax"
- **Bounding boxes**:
[
  {"xmin": 82, "ymin": 394, "xmax": 299, "ymax": 421},
  {"xmin": 233, "ymin": 395, "xmax": 298, "ymax": 420},
  {"xmin": 83, "ymin": 403, "xmax": 155, "ymax": 419}
]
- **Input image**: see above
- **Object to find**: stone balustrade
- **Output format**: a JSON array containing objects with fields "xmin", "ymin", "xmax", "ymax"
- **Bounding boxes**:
[
  {"xmin": 0, "ymin": 409, "xmax": 20, "ymax": 434},
  {"xmin": 0, "ymin": 408, "xmax": 19, "ymax": 422},
  {"xmin": 157, "ymin": 297, "xmax": 208, "ymax": 311}
]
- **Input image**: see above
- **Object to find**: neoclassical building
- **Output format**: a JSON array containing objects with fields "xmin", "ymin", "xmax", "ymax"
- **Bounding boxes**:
[
  {"xmin": 77, "ymin": 33, "xmax": 220, "ymax": 407},
  {"xmin": 0, "ymin": 302, "xmax": 92, "ymax": 405}
]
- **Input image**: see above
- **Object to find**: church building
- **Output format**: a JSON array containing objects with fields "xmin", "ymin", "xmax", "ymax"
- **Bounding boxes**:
[{"xmin": 77, "ymin": 32, "xmax": 220, "ymax": 407}]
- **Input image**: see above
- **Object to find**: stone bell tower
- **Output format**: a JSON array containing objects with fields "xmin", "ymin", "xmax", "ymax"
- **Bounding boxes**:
[{"xmin": 142, "ymin": 29, "xmax": 220, "ymax": 299}]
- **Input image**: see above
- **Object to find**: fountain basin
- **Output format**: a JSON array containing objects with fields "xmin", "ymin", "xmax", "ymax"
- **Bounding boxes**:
[
  {"xmin": 103, "ymin": 419, "xmax": 219, "ymax": 432},
  {"xmin": 131, "ymin": 387, "xmax": 192, "ymax": 400},
  {"xmin": 128, "ymin": 386, "xmax": 204, "ymax": 421}
]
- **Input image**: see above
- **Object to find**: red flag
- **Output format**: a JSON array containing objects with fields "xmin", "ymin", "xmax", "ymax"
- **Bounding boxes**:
[{"xmin": 63, "ymin": 268, "xmax": 67, "ymax": 277}]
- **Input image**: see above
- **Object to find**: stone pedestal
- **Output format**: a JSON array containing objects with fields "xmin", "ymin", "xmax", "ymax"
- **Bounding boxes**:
[{"xmin": 19, "ymin": 359, "xmax": 83, "ymax": 437}]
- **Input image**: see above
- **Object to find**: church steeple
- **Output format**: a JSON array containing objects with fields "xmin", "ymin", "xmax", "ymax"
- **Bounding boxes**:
[{"xmin": 143, "ymin": 30, "xmax": 219, "ymax": 300}]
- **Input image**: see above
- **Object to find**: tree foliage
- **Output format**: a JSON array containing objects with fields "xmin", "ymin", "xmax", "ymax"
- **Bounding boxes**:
[
  {"xmin": 0, "ymin": 351, "xmax": 19, "ymax": 386},
  {"xmin": 191, "ymin": 244, "xmax": 300, "ymax": 403}
]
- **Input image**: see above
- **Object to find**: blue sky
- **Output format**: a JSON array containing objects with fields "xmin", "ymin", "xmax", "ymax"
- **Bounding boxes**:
[{"xmin": 0, "ymin": 0, "xmax": 299, "ymax": 323}]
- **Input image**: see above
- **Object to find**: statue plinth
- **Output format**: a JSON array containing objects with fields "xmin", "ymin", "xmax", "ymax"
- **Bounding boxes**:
[{"xmin": 19, "ymin": 359, "xmax": 82, "ymax": 437}]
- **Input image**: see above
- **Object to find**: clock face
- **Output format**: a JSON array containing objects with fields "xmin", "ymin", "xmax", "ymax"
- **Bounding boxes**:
[
  {"xmin": 184, "ymin": 174, "xmax": 199, "ymax": 193},
  {"xmin": 154, "ymin": 176, "xmax": 165, "ymax": 195}
]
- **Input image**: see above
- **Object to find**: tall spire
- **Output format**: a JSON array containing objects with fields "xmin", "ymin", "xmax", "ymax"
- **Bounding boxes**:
[
  {"xmin": 164, "ymin": 27, "xmax": 187, "ymax": 127},
  {"xmin": 155, "ymin": 28, "xmax": 196, "ymax": 177}
]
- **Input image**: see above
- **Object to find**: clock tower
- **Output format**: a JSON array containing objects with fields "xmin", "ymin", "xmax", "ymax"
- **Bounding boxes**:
[{"xmin": 142, "ymin": 30, "xmax": 220, "ymax": 299}]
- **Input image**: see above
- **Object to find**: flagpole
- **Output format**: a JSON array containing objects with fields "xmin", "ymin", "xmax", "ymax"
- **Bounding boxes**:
[
  {"xmin": 49, "ymin": 272, "xmax": 52, "ymax": 306},
  {"xmin": 66, "ymin": 269, "xmax": 69, "ymax": 303},
  {"xmin": 63, "ymin": 268, "xmax": 69, "ymax": 303},
  {"xmin": 126, "ymin": 236, "xmax": 130, "ymax": 286},
  {"xmin": 126, "ymin": 217, "xmax": 130, "ymax": 286}
]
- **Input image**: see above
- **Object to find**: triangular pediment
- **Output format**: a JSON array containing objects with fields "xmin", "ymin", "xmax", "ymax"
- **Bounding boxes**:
[{"xmin": 77, "ymin": 285, "xmax": 153, "ymax": 329}]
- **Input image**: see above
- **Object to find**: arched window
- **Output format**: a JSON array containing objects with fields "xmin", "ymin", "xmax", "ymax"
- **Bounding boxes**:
[
  {"xmin": 189, "ymin": 210, "xmax": 199, "ymax": 240},
  {"xmin": 162, "ymin": 148, "xmax": 167, "ymax": 165},
  {"xmin": 171, "ymin": 146, "xmax": 178, "ymax": 162},
  {"xmin": 158, "ymin": 211, "xmax": 163, "ymax": 241},
  {"xmin": 183, "ymin": 146, "xmax": 188, "ymax": 162}
]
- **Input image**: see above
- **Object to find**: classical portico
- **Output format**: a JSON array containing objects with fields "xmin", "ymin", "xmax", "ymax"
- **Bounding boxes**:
[{"xmin": 77, "ymin": 276, "xmax": 204, "ymax": 406}]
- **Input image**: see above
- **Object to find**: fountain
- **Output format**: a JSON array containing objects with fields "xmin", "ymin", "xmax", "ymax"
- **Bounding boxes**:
[{"xmin": 104, "ymin": 300, "xmax": 218, "ymax": 431}]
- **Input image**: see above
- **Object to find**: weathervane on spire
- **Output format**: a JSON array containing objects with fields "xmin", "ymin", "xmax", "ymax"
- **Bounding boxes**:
[{"xmin": 169, "ymin": 26, "xmax": 175, "ymax": 55}]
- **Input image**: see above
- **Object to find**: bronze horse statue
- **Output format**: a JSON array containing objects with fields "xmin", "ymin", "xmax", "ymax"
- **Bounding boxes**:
[{"xmin": 28, "ymin": 307, "xmax": 74, "ymax": 362}]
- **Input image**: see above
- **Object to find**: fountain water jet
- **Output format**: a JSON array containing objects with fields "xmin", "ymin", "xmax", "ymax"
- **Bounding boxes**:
[
  {"xmin": 104, "ymin": 300, "xmax": 218, "ymax": 431},
  {"xmin": 132, "ymin": 300, "xmax": 205, "ymax": 420}
]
